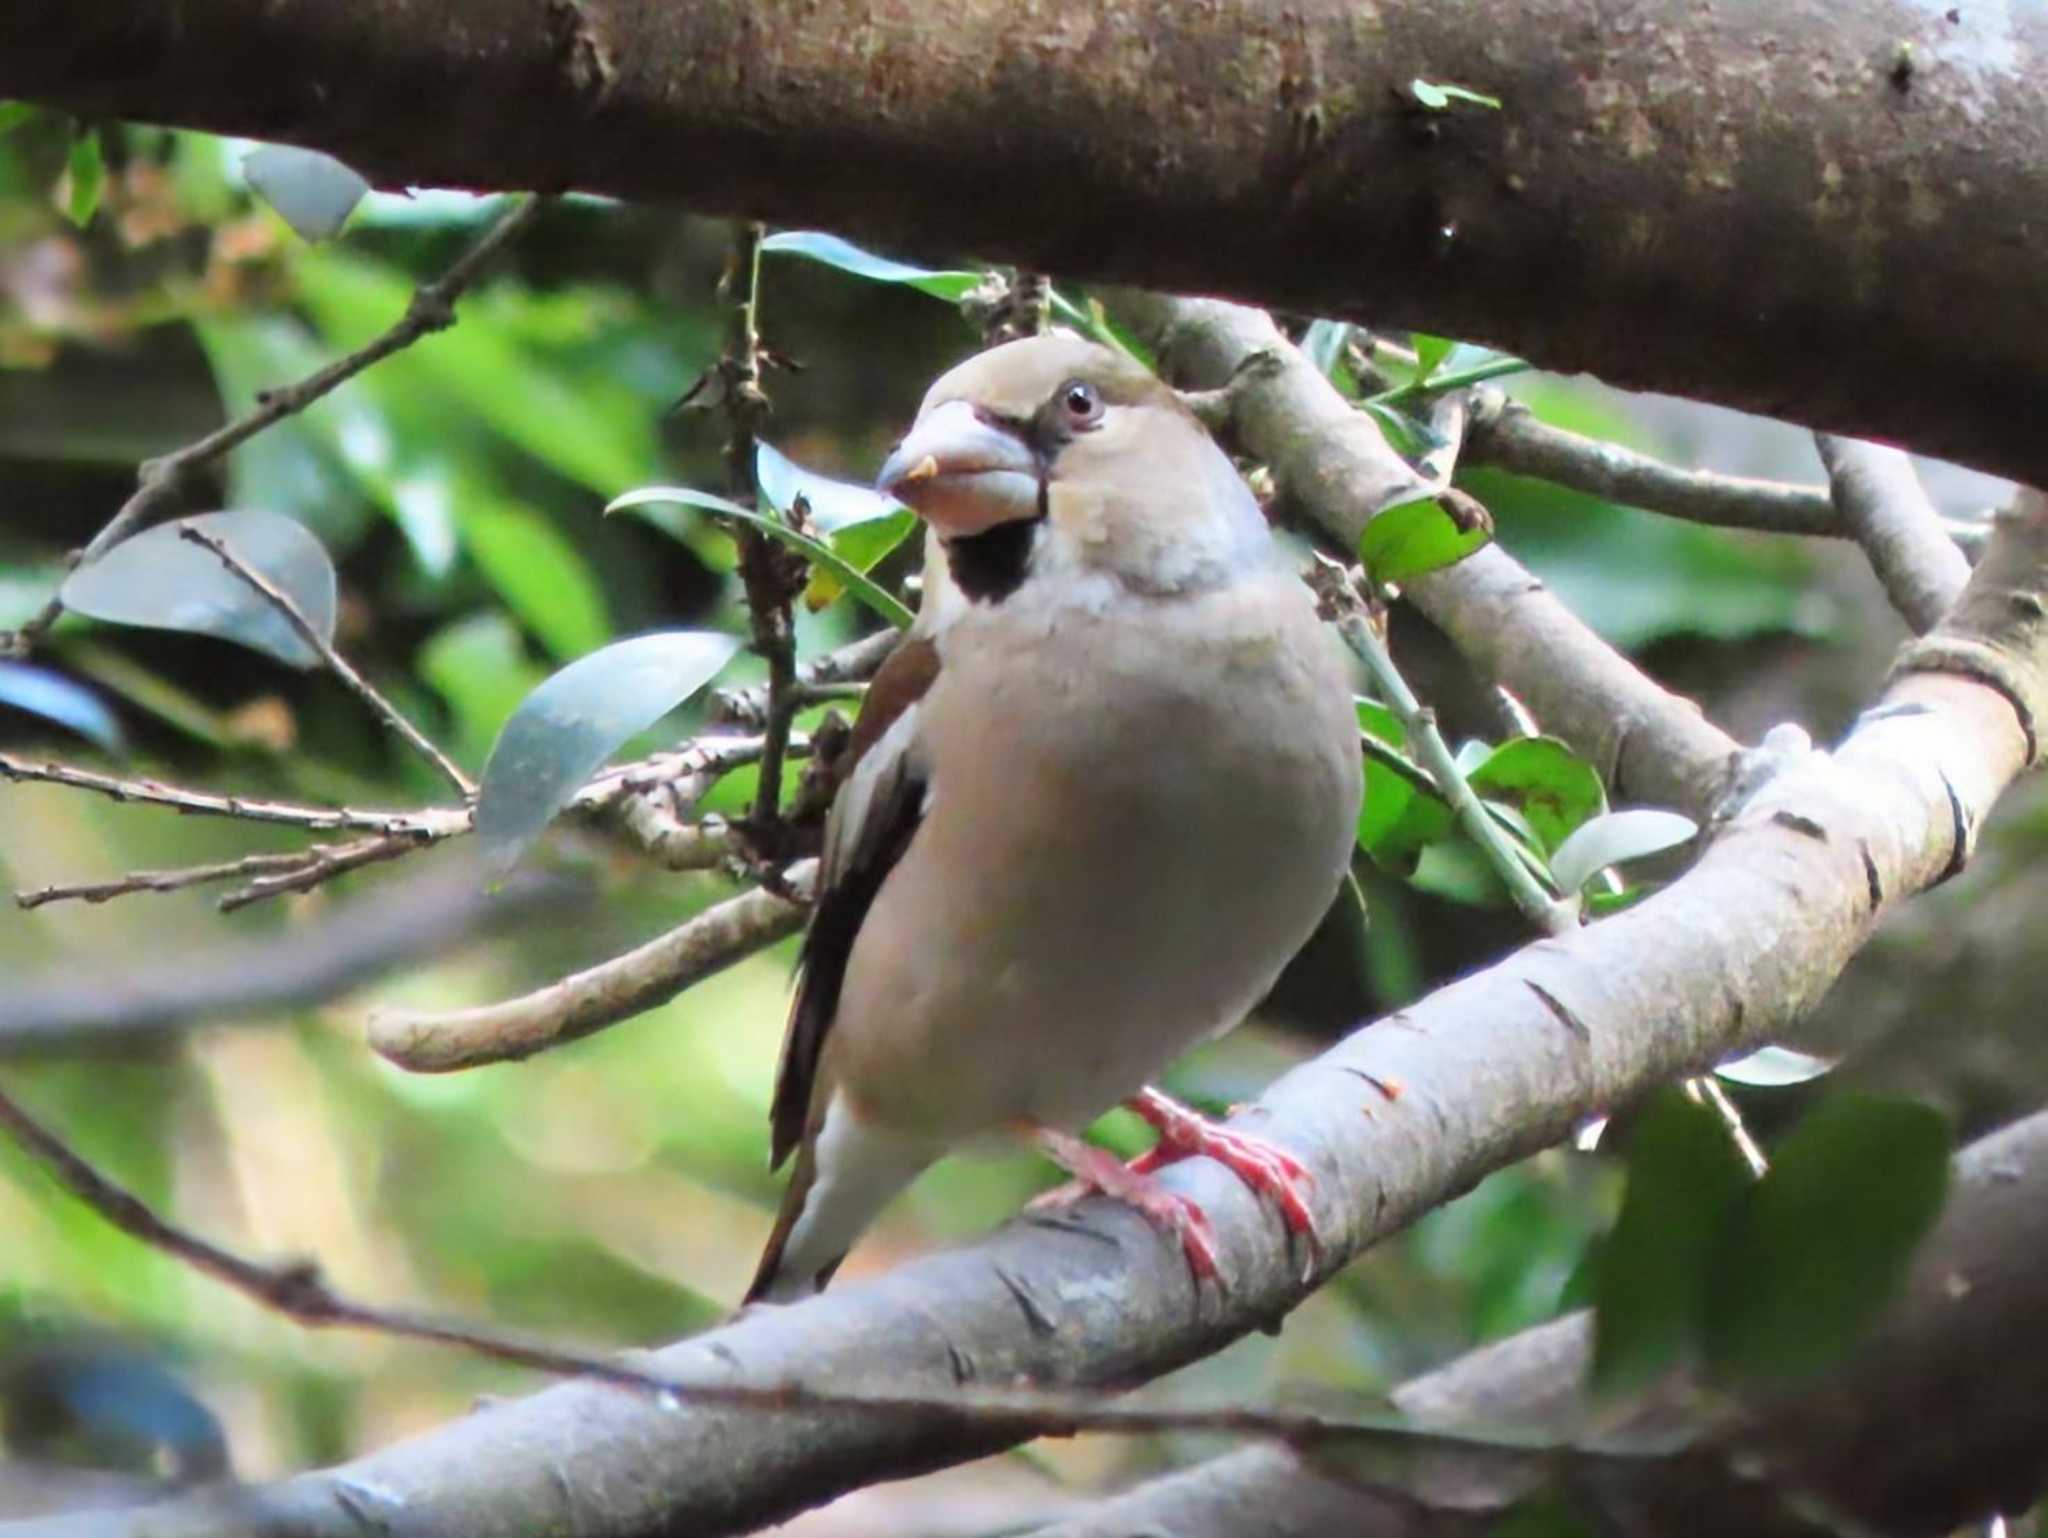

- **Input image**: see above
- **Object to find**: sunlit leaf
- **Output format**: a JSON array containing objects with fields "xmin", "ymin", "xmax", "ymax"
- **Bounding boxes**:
[
  {"xmin": 60, "ymin": 510, "xmax": 337, "ymax": 669},
  {"xmin": 804, "ymin": 507, "xmax": 917, "ymax": 612},
  {"xmin": 1411, "ymin": 332, "xmax": 1456, "ymax": 382},
  {"xmin": 1590, "ymin": 1087, "xmax": 1752, "ymax": 1396},
  {"xmin": 610, "ymin": 487, "xmax": 915, "ymax": 630},
  {"xmin": 1548, "ymin": 809, "xmax": 1697, "ymax": 894},
  {"xmin": 1715, "ymin": 1044, "xmax": 1837, "ymax": 1088},
  {"xmin": 1704, "ymin": 1096, "xmax": 1950, "ymax": 1382},
  {"xmin": 242, "ymin": 144, "xmax": 370, "ymax": 242},
  {"xmin": 760, "ymin": 231, "xmax": 981, "ymax": 301},
  {"xmin": 476, "ymin": 631, "xmax": 742, "ymax": 873},
  {"xmin": 0, "ymin": 662, "xmax": 125, "ymax": 752},
  {"xmin": 1468, "ymin": 738, "xmax": 1606, "ymax": 854},
  {"xmin": 1359, "ymin": 497, "xmax": 1492, "ymax": 585},
  {"xmin": 64, "ymin": 129, "xmax": 104, "ymax": 227}
]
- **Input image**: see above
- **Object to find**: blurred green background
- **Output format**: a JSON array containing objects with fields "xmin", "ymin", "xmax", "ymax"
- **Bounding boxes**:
[{"xmin": 0, "ymin": 113, "xmax": 2029, "ymax": 1529}]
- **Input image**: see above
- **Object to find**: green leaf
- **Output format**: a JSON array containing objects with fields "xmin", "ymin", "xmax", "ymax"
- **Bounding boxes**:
[
  {"xmin": 242, "ymin": 144, "xmax": 369, "ymax": 242},
  {"xmin": 1411, "ymin": 332, "xmax": 1456, "ymax": 383},
  {"xmin": 1357, "ymin": 739, "xmax": 1453, "ymax": 872},
  {"xmin": 1411, "ymin": 78, "xmax": 1504, "ymax": 112},
  {"xmin": 0, "ymin": 103, "xmax": 38, "ymax": 136},
  {"xmin": 1468, "ymin": 738, "xmax": 1607, "ymax": 854},
  {"xmin": 459, "ymin": 493, "xmax": 611, "ymax": 662},
  {"xmin": 1704, "ymin": 1096, "xmax": 1951, "ymax": 1383},
  {"xmin": 805, "ymin": 508, "xmax": 917, "ymax": 612},
  {"xmin": 0, "ymin": 662, "xmax": 125, "ymax": 752},
  {"xmin": 476, "ymin": 630, "xmax": 742, "ymax": 873},
  {"xmin": 60, "ymin": 510, "xmax": 337, "ymax": 669},
  {"xmin": 760, "ymin": 231, "xmax": 981, "ymax": 301},
  {"xmin": 1590, "ymin": 1088, "xmax": 1753, "ymax": 1396},
  {"xmin": 1548, "ymin": 809, "xmax": 1697, "ymax": 895},
  {"xmin": 64, "ymin": 129, "xmax": 105, "ymax": 227},
  {"xmin": 1355, "ymin": 697, "xmax": 1405, "ymax": 748},
  {"xmin": 610, "ymin": 487, "xmax": 916, "ymax": 630},
  {"xmin": 1359, "ymin": 497, "xmax": 1493, "ymax": 585}
]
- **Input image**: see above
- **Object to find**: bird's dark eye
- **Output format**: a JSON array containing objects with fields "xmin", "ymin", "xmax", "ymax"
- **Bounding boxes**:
[{"xmin": 1059, "ymin": 379, "xmax": 1103, "ymax": 425}]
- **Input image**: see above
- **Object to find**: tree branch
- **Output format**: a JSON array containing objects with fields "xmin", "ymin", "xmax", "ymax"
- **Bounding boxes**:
[
  {"xmin": 1036, "ymin": 1105, "xmax": 2048, "ymax": 1537},
  {"xmin": 6, "ymin": 2, "xmax": 2045, "ymax": 483},
  {"xmin": 364, "ymin": 860, "xmax": 815, "ymax": 1071},
  {"xmin": 1464, "ymin": 388, "xmax": 1985, "ymax": 559},
  {"xmin": 1114, "ymin": 292, "xmax": 1744, "ymax": 818},
  {"xmin": 1817, "ymin": 434, "xmax": 1974, "ymax": 634},
  {"xmin": 37, "ymin": 486, "xmax": 2048, "ymax": 1538}
]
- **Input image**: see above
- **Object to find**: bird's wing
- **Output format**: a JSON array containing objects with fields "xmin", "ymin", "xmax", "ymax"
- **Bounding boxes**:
[{"xmin": 766, "ymin": 633, "xmax": 941, "ymax": 1169}]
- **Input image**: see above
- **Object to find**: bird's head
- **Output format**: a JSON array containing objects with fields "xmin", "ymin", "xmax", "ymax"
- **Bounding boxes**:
[{"xmin": 877, "ymin": 335, "xmax": 1269, "ymax": 602}]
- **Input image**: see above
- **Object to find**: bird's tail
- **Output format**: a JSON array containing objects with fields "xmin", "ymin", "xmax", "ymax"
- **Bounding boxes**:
[{"xmin": 746, "ymin": 1096, "xmax": 937, "ymax": 1304}]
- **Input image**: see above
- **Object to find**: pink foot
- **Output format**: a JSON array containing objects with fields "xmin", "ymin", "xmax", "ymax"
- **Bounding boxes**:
[
  {"xmin": 1125, "ymin": 1087, "xmax": 1323, "ymax": 1265},
  {"xmin": 1029, "ymin": 1125, "xmax": 1222, "ymax": 1282}
]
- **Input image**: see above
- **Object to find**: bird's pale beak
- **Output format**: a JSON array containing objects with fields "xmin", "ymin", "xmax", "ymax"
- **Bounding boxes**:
[{"xmin": 876, "ymin": 398, "xmax": 1040, "ymax": 536}]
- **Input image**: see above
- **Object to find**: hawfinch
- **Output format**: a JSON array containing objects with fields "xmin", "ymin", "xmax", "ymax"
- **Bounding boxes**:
[{"xmin": 747, "ymin": 335, "xmax": 1362, "ymax": 1303}]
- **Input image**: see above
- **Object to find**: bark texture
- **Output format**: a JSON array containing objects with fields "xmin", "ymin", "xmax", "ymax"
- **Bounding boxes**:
[{"xmin": 6, "ymin": 0, "xmax": 2048, "ymax": 481}]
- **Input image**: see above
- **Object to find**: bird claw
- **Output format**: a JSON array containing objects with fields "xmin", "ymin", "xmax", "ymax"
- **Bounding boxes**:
[
  {"xmin": 1029, "ymin": 1128, "xmax": 1223, "ymax": 1284},
  {"xmin": 1126, "ymin": 1088, "xmax": 1324, "ymax": 1277}
]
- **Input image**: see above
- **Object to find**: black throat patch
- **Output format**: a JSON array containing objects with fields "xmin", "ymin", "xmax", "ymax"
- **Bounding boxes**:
[{"xmin": 944, "ymin": 515, "xmax": 1042, "ymax": 604}]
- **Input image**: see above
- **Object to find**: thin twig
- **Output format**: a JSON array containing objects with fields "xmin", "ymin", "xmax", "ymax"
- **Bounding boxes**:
[
  {"xmin": 719, "ymin": 221, "xmax": 802, "ymax": 840},
  {"xmin": 176, "ymin": 525, "xmax": 474, "ymax": 798},
  {"xmin": 1686, "ymin": 1074, "xmax": 1769, "ymax": 1178},
  {"xmin": 216, "ymin": 833, "xmax": 422, "ymax": 911},
  {"xmin": 16, "ymin": 848, "xmax": 325, "ymax": 909},
  {"xmin": 4, "ymin": 737, "xmax": 767, "ymax": 907},
  {"xmin": 0, "ymin": 195, "xmax": 544, "ymax": 659},
  {"xmin": 0, "ymin": 752, "xmax": 464, "ymax": 833},
  {"xmin": 711, "ymin": 629, "xmax": 897, "ymax": 729},
  {"xmin": 1466, "ymin": 389, "xmax": 1990, "ymax": 559},
  {"xmin": 1309, "ymin": 557, "xmax": 1575, "ymax": 935}
]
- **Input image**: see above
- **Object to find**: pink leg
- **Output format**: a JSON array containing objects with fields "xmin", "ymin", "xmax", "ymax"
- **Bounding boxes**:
[
  {"xmin": 1028, "ymin": 1125, "xmax": 1222, "ymax": 1282},
  {"xmin": 1125, "ymin": 1087, "xmax": 1322, "ymax": 1260}
]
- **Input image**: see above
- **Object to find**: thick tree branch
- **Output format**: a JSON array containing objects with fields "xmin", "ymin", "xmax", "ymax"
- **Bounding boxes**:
[
  {"xmin": 32, "ymin": 490, "xmax": 2047, "ymax": 1538},
  {"xmin": 1116, "ymin": 293, "xmax": 1744, "ymax": 817},
  {"xmin": 7, "ymin": 2, "xmax": 2046, "ymax": 483},
  {"xmin": 1038, "ymin": 1106, "xmax": 2048, "ymax": 1537}
]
